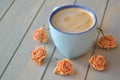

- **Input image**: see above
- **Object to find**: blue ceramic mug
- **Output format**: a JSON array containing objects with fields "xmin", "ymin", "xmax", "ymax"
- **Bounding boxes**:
[{"xmin": 49, "ymin": 5, "xmax": 97, "ymax": 59}]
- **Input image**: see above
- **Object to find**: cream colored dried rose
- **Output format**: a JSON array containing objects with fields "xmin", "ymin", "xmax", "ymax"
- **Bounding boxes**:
[
  {"xmin": 97, "ymin": 35, "xmax": 116, "ymax": 49},
  {"xmin": 54, "ymin": 59, "xmax": 74, "ymax": 75},
  {"xmin": 33, "ymin": 26, "xmax": 47, "ymax": 43},
  {"xmin": 89, "ymin": 55, "xmax": 106, "ymax": 71},
  {"xmin": 31, "ymin": 46, "xmax": 46, "ymax": 65}
]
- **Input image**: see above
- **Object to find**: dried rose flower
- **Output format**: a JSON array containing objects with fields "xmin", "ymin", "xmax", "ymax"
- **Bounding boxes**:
[
  {"xmin": 31, "ymin": 46, "xmax": 46, "ymax": 65},
  {"xmin": 33, "ymin": 26, "xmax": 47, "ymax": 43},
  {"xmin": 54, "ymin": 59, "xmax": 74, "ymax": 75},
  {"xmin": 89, "ymin": 55, "xmax": 106, "ymax": 71},
  {"xmin": 97, "ymin": 35, "xmax": 116, "ymax": 49}
]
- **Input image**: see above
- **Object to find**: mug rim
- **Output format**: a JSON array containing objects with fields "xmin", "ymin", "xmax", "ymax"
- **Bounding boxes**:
[{"xmin": 49, "ymin": 5, "xmax": 97, "ymax": 35}]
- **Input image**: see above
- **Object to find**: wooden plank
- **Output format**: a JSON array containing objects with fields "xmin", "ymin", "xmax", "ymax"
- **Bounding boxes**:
[
  {"xmin": 42, "ymin": 0, "xmax": 107, "ymax": 80},
  {"xmin": 43, "ymin": 48, "xmax": 93, "ymax": 80},
  {"xmin": 0, "ymin": 0, "xmax": 75, "ymax": 80},
  {"xmin": 0, "ymin": 0, "xmax": 14, "ymax": 20},
  {"xmin": 0, "ymin": 0, "xmax": 44, "ymax": 77},
  {"xmin": 86, "ymin": 0, "xmax": 120, "ymax": 80}
]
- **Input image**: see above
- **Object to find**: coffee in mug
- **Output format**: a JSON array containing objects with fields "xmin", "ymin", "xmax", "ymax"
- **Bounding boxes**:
[{"xmin": 52, "ymin": 8, "xmax": 94, "ymax": 33}]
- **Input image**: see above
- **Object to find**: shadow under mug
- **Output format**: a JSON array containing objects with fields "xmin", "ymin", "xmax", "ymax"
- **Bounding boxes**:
[{"xmin": 48, "ymin": 5, "xmax": 97, "ymax": 59}]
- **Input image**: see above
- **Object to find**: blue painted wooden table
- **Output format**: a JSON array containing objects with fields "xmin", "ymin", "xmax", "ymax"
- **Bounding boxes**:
[{"xmin": 0, "ymin": 0, "xmax": 120, "ymax": 80}]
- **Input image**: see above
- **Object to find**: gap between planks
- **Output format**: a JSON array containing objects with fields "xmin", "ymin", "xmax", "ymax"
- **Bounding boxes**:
[
  {"xmin": 0, "ymin": 0, "xmax": 46, "ymax": 79},
  {"xmin": 39, "ymin": 0, "xmax": 109, "ymax": 79},
  {"xmin": 0, "ymin": 0, "xmax": 15, "ymax": 21},
  {"xmin": 40, "ymin": 47, "xmax": 56, "ymax": 80},
  {"xmin": 84, "ymin": 0, "xmax": 110, "ymax": 80},
  {"xmin": 40, "ymin": 0, "xmax": 77, "ymax": 79},
  {"xmin": 74, "ymin": 0, "xmax": 78, "ymax": 4}
]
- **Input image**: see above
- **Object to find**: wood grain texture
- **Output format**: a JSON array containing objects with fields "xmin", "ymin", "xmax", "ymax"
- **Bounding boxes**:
[
  {"xmin": 42, "ymin": 0, "xmax": 107, "ymax": 80},
  {"xmin": 0, "ymin": 0, "xmax": 14, "ymax": 20},
  {"xmin": 0, "ymin": 0, "xmax": 44, "ymax": 77},
  {"xmin": 86, "ymin": 0, "xmax": 120, "ymax": 80},
  {"xmin": 0, "ymin": 0, "xmax": 75, "ymax": 80}
]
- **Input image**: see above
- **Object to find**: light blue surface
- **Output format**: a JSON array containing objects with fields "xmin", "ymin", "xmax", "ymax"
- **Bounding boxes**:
[{"xmin": 49, "ymin": 5, "xmax": 97, "ymax": 58}]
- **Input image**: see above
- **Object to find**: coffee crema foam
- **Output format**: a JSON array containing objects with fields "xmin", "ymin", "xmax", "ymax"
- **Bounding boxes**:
[{"xmin": 52, "ymin": 8, "xmax": 94, "ymax": 33}]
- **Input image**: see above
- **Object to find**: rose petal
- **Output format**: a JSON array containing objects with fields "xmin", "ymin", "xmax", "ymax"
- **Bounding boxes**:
[
  {"xmin": 97, "ymin": 35, "xmax": 116, "ymax": 49},
  {"xmin": 54, "ymin": 59, "xmax": 74, "ymax": 75},
  {"xmin": 33, "ymin": 26, "xmax": 47, "ymax": 43},
  {"xmin": 89, "ymin": 55, "xmax": 106, "ymax": 71},
  {"xmin": 30, "ymin": 46, "xmax": 46, "ymax": 65}
]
